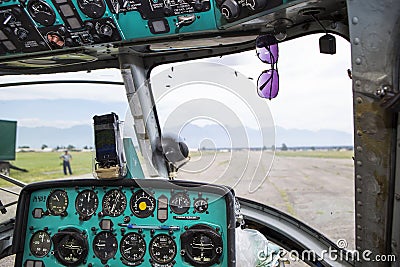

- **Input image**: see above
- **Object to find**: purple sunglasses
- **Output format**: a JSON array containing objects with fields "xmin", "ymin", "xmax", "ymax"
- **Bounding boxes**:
[{"xmin": 256, "ymin": 35, "xmax": 279, "ymax": 100}]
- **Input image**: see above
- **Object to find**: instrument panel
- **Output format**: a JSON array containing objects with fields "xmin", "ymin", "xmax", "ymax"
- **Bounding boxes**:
[
  {"xmin": 0, "ymin": 0, "xmax": 292, "ymax": 60},
  {"xmin": 12, "ymin": 179, "xmax": 236, "ymax": 266}
]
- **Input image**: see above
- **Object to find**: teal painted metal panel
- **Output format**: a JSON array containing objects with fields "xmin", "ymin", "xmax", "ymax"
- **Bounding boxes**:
[
  {"xmin": 123, "ymin": 138, "xmax": 145, "ymax": 179},
  {"xmin": 22, "ymin": 184, "xmax": 230, "ymax": 266},
  {"xmin": 0, "ymin": 120, "xmax": 17, "ymax": 161}
]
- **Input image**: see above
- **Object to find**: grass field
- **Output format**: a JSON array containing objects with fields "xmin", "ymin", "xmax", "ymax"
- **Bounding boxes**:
[
  {"xmin": 1, "ymin": 150, "xmax": 353, "ymax": 187},
  {"xmin": 276, "ymin": 150, "xmax": 353, "ymax": 159},
  {"xmin": 4, "ymin": 152, "xmax": 93, "ymax": 186}
]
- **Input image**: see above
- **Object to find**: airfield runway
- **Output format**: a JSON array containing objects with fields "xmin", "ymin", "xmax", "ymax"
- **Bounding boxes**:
[{"xmin": 0, "ymin": 151, "xmax": 354, "ymax": 266}]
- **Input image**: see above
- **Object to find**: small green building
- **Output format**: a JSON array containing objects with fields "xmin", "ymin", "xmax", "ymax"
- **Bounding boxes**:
[{"xmin": 0, "ymin": 120, "xmax": 17, "ymax": 161}]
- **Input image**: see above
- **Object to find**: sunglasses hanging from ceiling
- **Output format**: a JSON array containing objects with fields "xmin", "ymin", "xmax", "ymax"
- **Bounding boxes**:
[{"xmin": 256, "ymin": 35, "xmax": 279, "ymax": 100}]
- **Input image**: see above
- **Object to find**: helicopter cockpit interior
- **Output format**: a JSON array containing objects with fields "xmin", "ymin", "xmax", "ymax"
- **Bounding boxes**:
[{"xmin": 0, "ymin": 0, "xmax": 399, "ymax": 266}]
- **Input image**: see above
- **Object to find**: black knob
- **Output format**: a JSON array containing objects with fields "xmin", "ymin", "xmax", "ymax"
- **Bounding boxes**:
[
  {"xmin": 194, "ymin": 0, "xmax": 203, "ymax": 11},
  {"xmin": 16, "ymin": 28, "xmax": 28, "ymax": 41},
  {"xmin": 220, "ymin": 0, "xmax": 240, "ymax": 20},
  {"xmin": 65, "ymin": 38, "xmax": 73, "ymax": 47},
  {"xmin": 58, "ymin": 26, "xmax": 66, "ymax": 35},
  {"xmin": 12, "ymin": 7, "xmax": 22, "ymax": 16},
  {"xmin": 85, "ymin": 22, "xmax": 94, "ymax": 31},
  {"xmin": 164, "ymin": 5, "xmax": 174, "ymax": 16},
  {"xmin": 245, "ymin": 0, "xmax": 267, "ymax": 11},
  {"xmin": 98, "ymin": 24, "xmax": 113, "ymax": 38}
]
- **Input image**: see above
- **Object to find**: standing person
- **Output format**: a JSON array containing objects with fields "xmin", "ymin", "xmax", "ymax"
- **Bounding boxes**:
[{"xmin": 60, "ymin": 150, "xmax": 72, "ymax": 175}]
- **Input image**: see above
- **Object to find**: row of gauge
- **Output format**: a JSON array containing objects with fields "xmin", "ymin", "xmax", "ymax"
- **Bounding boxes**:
[
  {"xmin": 29, "ymin": 228, "xmax": 180, "ymax": 265},
  {"xmin": 44, "ymin": 188, "xmax": 209, "ymax": 219}
]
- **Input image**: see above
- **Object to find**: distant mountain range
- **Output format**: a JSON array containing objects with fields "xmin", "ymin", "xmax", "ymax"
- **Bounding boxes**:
[{"xmin": 17, "ymin": 124, "xmax": 353, "ymax": 149}]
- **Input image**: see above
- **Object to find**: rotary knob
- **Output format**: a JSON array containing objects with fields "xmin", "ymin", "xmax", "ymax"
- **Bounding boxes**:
[
  {"xmin": 220, "ymin": 0, "xmax": 240, "ymax": 20},
  {"xmin": 16, "ymin": 28, "xmax": 29, "ymax": 41},
  {"xmin": 98, "ymin": 24, "xmax": 113, "ymax": 38},
  {"xmin": 245, "ymin": 0, "xmax": 267, "ymax": 11}
]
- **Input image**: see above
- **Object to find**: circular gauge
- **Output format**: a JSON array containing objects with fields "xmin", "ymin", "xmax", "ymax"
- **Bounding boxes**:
[
  {"xmin": 75, "ymin": 189, "xmax": 98, "ymax": 218},
  {"xmin": 102, "ymin": 189, "xmax": 127, "ymax": 217},
  {"xmin": 77, "ymin": 0, "xmax": 106, "ymax": 19},
  {"xmin": 29, "ymin": 230, "xmax": 51, "ymax": 257},
  {"xmin": 47, "ymin": 189, "xmax": 68, "ymax": 216},
  {"xmin": 130, "ymin": 189, "xmax": 155, "ymax": 218},
  {"xmin": 170, "ymin": 192, "xmax": 190, "ymax": 214},
  {"xmin": 180, "ymin": 224, "xmax": 223, "ymax": 266},
  {"xmin": 120, "ymin": 232, "xmax": 146, "ymax": 263},
  {"xmin": 149, "ymin": 234, "xmax": 177, "ymax": 264},
  {"xmin": 93, "ymin": 231, "xmax": 118, "ymax": 261},
  {"xmin": 52, "ymin": 228, "xmax": 88, "ymax": 266},
  {"xmin": 27, "ymin": 0, "xmax": 56, "ymax": 26},
  {"xmin": 193, "ymin": 197, "xmax": 208, "ymax": 213}
]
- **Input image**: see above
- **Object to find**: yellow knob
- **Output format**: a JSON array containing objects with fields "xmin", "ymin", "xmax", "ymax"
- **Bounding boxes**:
[{"xmin": 139, "ymin": 201, "xmax": 147, "ymax": 211}]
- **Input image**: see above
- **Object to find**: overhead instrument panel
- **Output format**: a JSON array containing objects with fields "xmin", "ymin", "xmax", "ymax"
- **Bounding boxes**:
[
  {"xmin": 13, "ymin": 179, "xmax": 235, "ymax": 267},
  {"xmin": 0, "ymin": 0, "xmax": 296, "ymax": 63}
]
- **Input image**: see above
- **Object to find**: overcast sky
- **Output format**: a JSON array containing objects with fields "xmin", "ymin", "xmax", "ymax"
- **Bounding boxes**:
[{"xmin": 0, "ymin": 34, "xmax": 353, "ymax": 134}]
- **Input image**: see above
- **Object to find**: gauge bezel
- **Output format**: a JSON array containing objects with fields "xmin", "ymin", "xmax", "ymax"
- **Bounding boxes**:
[
  {"xmin": 180, "ymin": 224, "xmax": 223, "ymax": 266},
  {"xmin": 46, "ymin": 189, "xmax": 68, "ymax": 216},
  {"xmin": 92, "ymin": 231, "xmax": 118, "ymax": 261},
  {"xmin": 29, "ymin": 230, "xmax": 52, "ymax": 258},
  {"xmin": 75, "ymin": 189, "xmax": 99, "ymax": 217},
  {"xmin": 27, "ymin": 0, "xmax": 56, "ymax": 26},
  {"xmin": 52, "ymin": 228, "xmax": 89, "ymax": 266},
  {"xmin": 102, "ymin": 189, "xmax": 127, "ymax": 217},
  {"xmin": 149, "ymin": 234, "xmax": 177, "ymax": 264},
  {"xmin": 120, "ymin": 232, "xmax": 146, "ymax": 263},
  {"xmin": 193, "ymin": 197, "xmax": 208, "ymax": 213},
  {"xmin": 77, "ymin": 0, "xmax": 106, "ymax": 19},
  {"xmin": 169, "ymin": 191, "xmax": 191, "ymax": 215},
  {"xmin": 130, "ymin": 189, "xmax": 156, "ymax": 218}
]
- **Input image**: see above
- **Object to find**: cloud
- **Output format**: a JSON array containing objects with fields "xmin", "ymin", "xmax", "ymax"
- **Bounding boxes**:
[
  {"xmin": 18, "ymin": 118, "xmax": 92, "ymax": 128},
  {"xmin": 0, "ymin": 69, "xmax": 126, "ymax": 102},
  {"xmin": 0, "ymin": 34, "xmax": 353, "ymax": 134}
]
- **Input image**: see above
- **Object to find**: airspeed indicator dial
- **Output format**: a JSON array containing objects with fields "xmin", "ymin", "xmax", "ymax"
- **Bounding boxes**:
[
  {"xmin": 149, "ymin": 234, "xmax": 177, "ymax": 264},
  {"xmin": 120, "ymin": 232, "xmax": 146, "ymax": 263}
]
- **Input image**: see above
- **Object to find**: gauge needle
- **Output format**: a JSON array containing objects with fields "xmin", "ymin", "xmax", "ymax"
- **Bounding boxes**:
[
  {"xmin": 87, "ymin": 192, "xmax": 90, "ymax": 202},
  {"xmin": 96, "ymin": 243, "xmax": 106, "ymax": 247},
  {"xmin": 54, "ymin": 195, "xmax": 59, "ymax": 201},
  {"xmin": 124, "ymin": 247, "xmax": 132, "ymax": 252}
]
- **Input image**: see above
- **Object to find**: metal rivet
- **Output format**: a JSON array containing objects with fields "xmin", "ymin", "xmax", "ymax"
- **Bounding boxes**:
[
  {"xmin": 357, "ymin": 225, "xmax": 362, "ymax": 230},
  {"xmin": 357, "ymin": 235, "xmax": 362, "ymax": 240},
  {"xmin": 357, "ymin": 213, "xmax": 362, "ymax": 218},
  {"xmin": 357, "ymin": 161, "xmax": 362, "ymax": 166},
  {"xmin": 356, "ymin": 146, "xmax": 363, "ymax": 152},
  {"xmin": 352, "ymin": 17, "xmax": 359, "ymax": 24},
  {"xmin": 357, "ymin": 201, "xmax": 363, "ymax": 206},
  {"xmin": 356, "ymin": 175, "xmax": 362, "ymax": 180},
  {"xmin": 354, "ymin": 38, "xmax": 360, "ymax": 45},
  {"xmin": 357, "ymin": 188, "xmax": 362, "ymax": 193},
  {"xmin": 355, "ymin": 80, "xmax": 361, "ymax": 87},
  {"xmin": 357, "ymin": 130, "xmax": 363, "ymax": 136},
  {"xmin": 355, "ymin": 58, "xmax": 362, "ymax": 65},
  {"xmin": 356, "ymin": 97, "xmax": 363, "ymax": 104}
]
